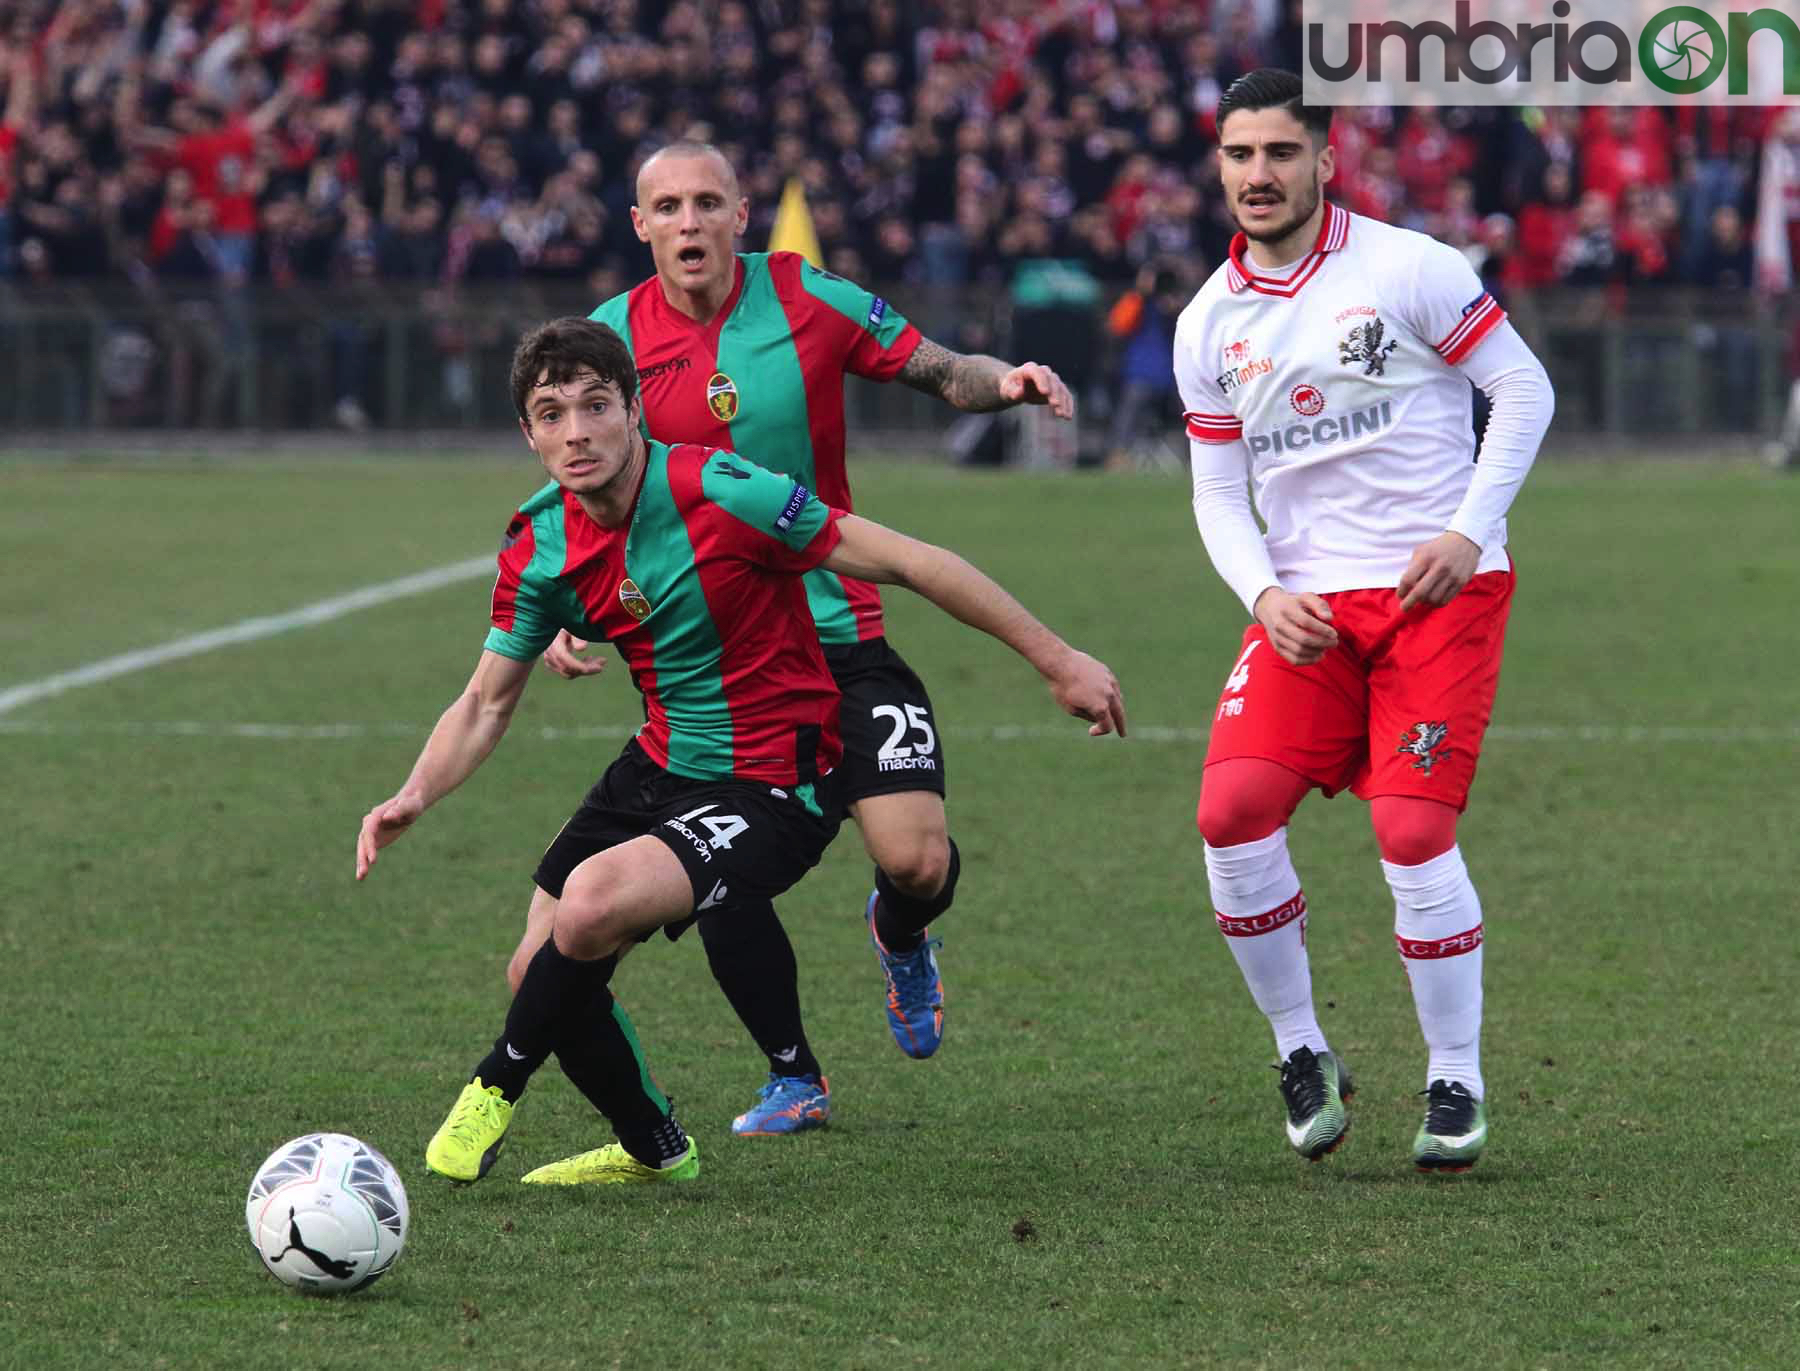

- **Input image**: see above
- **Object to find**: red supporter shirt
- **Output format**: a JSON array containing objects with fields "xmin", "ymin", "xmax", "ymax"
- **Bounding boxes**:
[
  {"xmin": 0, "ymin": 124, "xmax": 15, "ymax": 209},
  {"xmin": 179, "ymin": 120, "xmax": 259, "ymax": 234}
]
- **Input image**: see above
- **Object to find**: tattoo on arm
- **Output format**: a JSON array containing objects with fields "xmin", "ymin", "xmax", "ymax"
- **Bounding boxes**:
[{"xmin": 899, "ymin": 337, "xmax": 1011, "ymax": 412}]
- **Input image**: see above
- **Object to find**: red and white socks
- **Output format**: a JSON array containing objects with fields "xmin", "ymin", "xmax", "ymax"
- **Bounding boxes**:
[
  {"xmin": 1205, "ymin": 827, "xmax": 1324, "ymax": 1061},
  {"xmin": 1208, "ymin": 831, "xmax": 1487, "ymax": 1101},
  {"xmin": 1384, "ymin": 845, "xmax": 1485, "ymax": 1100}
]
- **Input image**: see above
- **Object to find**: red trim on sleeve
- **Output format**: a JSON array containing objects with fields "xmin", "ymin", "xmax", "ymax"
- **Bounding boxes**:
[
  {"xmin": 1185, "ymin": 411, "xmax": 1244, "ymax": 444},
  {"xmin": 798, "ymin": 506, "xmax": 845, "ymax": 567},
  {"xmin": 853, "ymin": 320, "xmax": 922, "ymax": 381},
  {"xmin": 1436, "ymin": 295, "xmax": 1505, "ymax": 366}
]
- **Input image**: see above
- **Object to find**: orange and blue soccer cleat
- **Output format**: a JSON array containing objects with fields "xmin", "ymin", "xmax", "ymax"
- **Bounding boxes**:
[
  {"xmin": 867, "ymin": 892, "xmax": 944, "ymax": 1059},
  {"xmin": 731, "ymin": 1073, "xmax": 831, "ymax": 1136}
]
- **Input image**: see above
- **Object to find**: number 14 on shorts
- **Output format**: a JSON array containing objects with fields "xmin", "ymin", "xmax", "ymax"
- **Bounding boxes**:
[
  {"xmin": 1219, "ymin": 641, "xmax": 1261, "ymax": 720},
  {"xmin": 670, "ymin": 804, "xmax": 749, "ymax": 849}
]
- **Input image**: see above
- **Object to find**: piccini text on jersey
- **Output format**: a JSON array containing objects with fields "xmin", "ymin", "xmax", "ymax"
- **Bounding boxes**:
[{"xmin": 1246, "ymin": 398, "xmax": 1393, "ymax": 457}]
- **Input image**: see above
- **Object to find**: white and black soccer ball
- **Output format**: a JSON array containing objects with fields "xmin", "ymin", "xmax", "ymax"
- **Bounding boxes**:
[{"xmin": 245, "ymin": 1132, "xmax": 409, "ymax": 1294}]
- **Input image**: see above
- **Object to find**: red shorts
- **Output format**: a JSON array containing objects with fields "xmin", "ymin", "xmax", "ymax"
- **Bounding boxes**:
[{"xmin": 1202, "ymin": 569, "xmax": 1514, "ymax": 812}]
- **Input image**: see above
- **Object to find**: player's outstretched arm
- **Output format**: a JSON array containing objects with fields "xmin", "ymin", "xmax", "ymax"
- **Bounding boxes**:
[
  {"xmin": 354, "ymin": 649, "xmax": 534, "ymax": 879},
  {"xmin": 822, "ymin": 514, "xmax": 1125, "ymax": 737},
  {"xmin": 898, "ymin": 337, "xmax": 1075, "ymax": 419}
]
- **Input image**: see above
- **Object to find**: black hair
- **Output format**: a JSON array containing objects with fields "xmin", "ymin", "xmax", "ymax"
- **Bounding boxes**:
[
  {"xmin": 1215, "ymin": 68, "xmax": 1332, "ymax": 146},
  {"xmin": 510, "ymin": 317, "xmax": 637, "ymax": 423}
]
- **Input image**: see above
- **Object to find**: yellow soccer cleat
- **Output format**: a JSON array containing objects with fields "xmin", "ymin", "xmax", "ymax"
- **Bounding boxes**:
[
  {"xmin": 425, "ymin": 1078, "xmax": 515, "ymax": 1183},
  {"xmin": 521, "ymin": 1138, "xmax": 700, "ymax": 1186}
]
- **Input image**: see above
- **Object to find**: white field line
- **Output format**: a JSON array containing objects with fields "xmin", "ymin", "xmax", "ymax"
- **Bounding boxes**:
[
  {"xmin": 0, "ymin": 562, "xmax": 1791, "ymax": 745},
  {"xmin": 0, "ymin": 719, "xmax": 1794, "ymax": 745},
  {"xmin": 0, "ymin": 557, "xmax": 493, "ymax": 717}
]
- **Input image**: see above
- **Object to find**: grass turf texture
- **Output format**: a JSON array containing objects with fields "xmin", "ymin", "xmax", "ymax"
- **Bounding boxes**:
[{"xmin": 1, "ymin": 452, "xmax": 1795, "ymax": 1369}]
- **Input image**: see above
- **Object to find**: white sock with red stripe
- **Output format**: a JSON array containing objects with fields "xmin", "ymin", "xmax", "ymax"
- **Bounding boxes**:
[
  {"xmin": 1205, "ymin": 828, "xmax": 1325, "ymax": 1060},
  {"xmin": 1385, "ymin": 846, "xmax": 1485, "ymax": 1100}
]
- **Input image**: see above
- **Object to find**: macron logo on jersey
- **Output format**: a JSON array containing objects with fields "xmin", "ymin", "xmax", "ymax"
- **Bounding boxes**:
[
  {"xmin": 775, "ymin": 484, "xmax": 812, "ymax": 533},
  {"xmin": 638, "ymin": 356, "xmax": 691, "ymax": 382}
]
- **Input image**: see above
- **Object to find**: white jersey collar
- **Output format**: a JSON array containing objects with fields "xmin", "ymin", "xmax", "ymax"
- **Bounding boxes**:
[{"xmin": 1225, "ymin": 201, "xmax": 1351, "ymax": 297}]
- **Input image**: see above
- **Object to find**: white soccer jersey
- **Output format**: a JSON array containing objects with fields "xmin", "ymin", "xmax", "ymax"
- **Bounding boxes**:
[{"xmin": 1175, "ymin": 202, "xmax": 1512, "ymax": 605}]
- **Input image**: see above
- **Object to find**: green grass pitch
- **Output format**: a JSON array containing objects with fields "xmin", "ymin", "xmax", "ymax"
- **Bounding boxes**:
[{"xmin": 1, "ymin": 450, "xmax": 1796, "ymax": 1368}]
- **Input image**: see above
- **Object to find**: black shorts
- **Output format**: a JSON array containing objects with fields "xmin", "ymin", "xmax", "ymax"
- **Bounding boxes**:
[
  {"xmin": 824, "ymin": 637, "xmax": 948, "ymax": 804},
  {"xmin": 534, "ymin": 741, "xmax": 841, "ymax": 936}
]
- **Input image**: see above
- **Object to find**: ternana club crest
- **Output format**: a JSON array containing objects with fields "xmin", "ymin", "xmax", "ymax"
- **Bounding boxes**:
[
  {"xmin": 618, "ymin": 578, "xmax": 651, "ymax": 621},
  {"xmin": 1397, "ymin": 721, "xmax": 1451, "ymax": 776},
  {"xmin": 1338, "ymin": 318, "xmax": 1399, "ymax": 376},
  {"xmin": 706, "ymin": 371, "xmax": 740, "ymax": 422}
]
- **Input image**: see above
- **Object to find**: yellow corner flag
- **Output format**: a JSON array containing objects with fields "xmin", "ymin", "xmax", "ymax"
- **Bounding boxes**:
[{"xmin": 768, "ymin": 177, "xmax": 824, "ymax": 267}]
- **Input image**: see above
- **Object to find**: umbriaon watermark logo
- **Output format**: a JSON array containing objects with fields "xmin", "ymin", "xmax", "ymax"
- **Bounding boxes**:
[{"xmin": 1302, "ymin": 0, "xmax": 1800, "ymax": 104}]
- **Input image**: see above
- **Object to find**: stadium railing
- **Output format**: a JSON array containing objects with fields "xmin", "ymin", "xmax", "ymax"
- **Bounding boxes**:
[{"xmin": 0, "ymin": 281, "xmax": 1786, "ymax": 445}]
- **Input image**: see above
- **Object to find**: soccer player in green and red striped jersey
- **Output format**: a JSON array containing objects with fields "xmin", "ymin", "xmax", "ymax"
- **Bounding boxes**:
[
  {"xmin": 488, "ymin": 438, "xmax": 843, "ymax": 797},
  {"xmin": 587, "ymin": 228, "xmax": 920, "ymax": 648},
  {"xmin": 353, "ymin": 317, "xmax": 1123, "ymax": 1187},
  {"xmin": 530, "ymin": 141, "xmax": 1077, "ymax": 1135}
]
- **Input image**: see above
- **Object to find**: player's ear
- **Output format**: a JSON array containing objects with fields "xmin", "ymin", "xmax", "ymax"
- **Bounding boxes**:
[
  {"xmin": 734, "ymin": 196, "xmax": 749, "ymax": 236},
  {"xmin": 630, "ymin": 205, "xmax": 649, "ymax": 243},
  {"xmin": 1316, "ymin": 140, "xmax": 1336, "ymax": 187},
  {"xmin": 518, "ymin": 415, "xmax": 537, "ymax": 455}
]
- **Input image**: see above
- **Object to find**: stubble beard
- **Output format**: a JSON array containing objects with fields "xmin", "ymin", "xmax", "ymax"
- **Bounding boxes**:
[{"xmin": 1236, "ymin": 176, "xmax": 1322, "ymax": 251}]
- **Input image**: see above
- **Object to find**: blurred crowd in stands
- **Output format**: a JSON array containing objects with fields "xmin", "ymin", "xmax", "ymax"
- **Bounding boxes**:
[{"xmin": 4, "ymin": 0, "xmax": 1799, "ymax": 306}]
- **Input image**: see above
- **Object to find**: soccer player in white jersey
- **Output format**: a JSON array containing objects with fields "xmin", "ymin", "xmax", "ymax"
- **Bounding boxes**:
[{"xmin": 1175, "ymin": 70, "xmax": 1555, "ymax": 1172}]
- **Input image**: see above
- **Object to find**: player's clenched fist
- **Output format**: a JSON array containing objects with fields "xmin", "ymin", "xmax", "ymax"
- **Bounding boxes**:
[{"xmin": 1253, "ymin": 587, "xmax": 1339, "ymax": 666}]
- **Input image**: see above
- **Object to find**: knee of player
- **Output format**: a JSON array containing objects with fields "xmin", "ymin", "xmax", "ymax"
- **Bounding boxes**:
[
  {"xmin": 877, "ymin": 836, "xmax": 952, "ymax": 898},
  {"xmin": 1371, "ymin": 804, "xmax": 1459, "ymax": 868},
  {"xmin": 551, "ymin": 890, "xmax": 631, "ymax": 959},
  {"xmin": 1196, "ymin": 794, "xmax": 1274, "ymax": 849}
]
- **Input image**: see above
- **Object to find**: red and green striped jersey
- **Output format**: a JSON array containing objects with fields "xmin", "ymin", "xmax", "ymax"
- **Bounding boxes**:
[
  {"xmin": 485, "ymin": 440, "xmax": 845, "ymax": 792},
  {"xmin": 589, "ymin": 251, "xmax": 921, "ymax": 646}
]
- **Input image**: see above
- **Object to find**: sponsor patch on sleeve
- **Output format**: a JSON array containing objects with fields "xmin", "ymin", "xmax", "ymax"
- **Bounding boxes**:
[
  {"xmin": 775, "ymin": 483, "xmax": 812, "ymax": 533},
  {"xmin": 1461, "ymin": 293, "xmax": 1487, "ymax": 316},
  {"xmin": 866, "ymin": 297, "xmax": 887, "ymax": 329}
]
